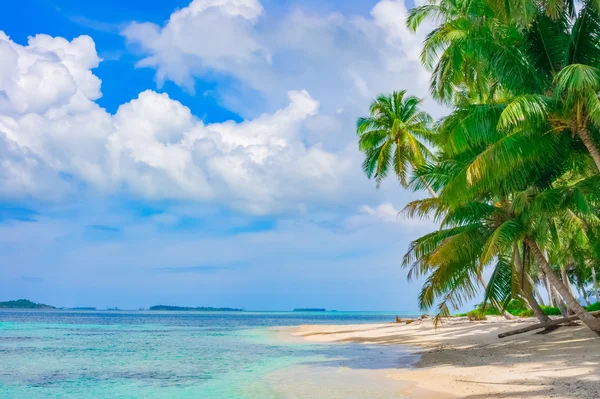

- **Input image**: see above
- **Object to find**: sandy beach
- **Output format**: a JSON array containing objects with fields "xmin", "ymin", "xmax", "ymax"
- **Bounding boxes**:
[{"xmin": 277, "ymin": 317, "xmax": 600, "ymax": 399}]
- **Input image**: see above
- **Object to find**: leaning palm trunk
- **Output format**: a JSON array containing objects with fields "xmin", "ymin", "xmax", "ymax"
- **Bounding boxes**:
[
  {"xmin": 577, "ymin": 279, "xmax": 591, "ymax": 307},
  {"xmin": 513, "ymin": 245, "xmax": 551, "ymax": 324},
  {"xmin": 560, "ymin": 265, "xmax": 575, "ymax": 297},
  {"xmin": 577, "ymin": 129, "xmax": 600, "ymax": 171},
  {"xmin": 552, "ymin": 285, "xmax": 569, "ymax": 317},
  {"xmin": 592, "ymin": 267, "xmax": 600, "ymax": 304},
  {"xmin": 526, "ymin": 238, "xmax": 600, "ymax": 335},
  {"xmin": 560, "ymin": 265, "xmax": 576, "ymax": 315},
  {"xmin": 540, "ymin": 271, "xmax": 555, "ymax": 306},
  {"xmin": 530, "ymin": 280, "xmax": 545, "ymax": 306}
]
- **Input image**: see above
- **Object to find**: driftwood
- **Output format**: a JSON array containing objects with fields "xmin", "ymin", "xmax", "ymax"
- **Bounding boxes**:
[{"xmin": 498, "ymin": 310, "xmax": 600, "ymax": 338}]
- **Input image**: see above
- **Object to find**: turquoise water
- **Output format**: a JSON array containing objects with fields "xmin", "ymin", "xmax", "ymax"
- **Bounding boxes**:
[{"xmin": 0, "ymin": 310, "xmax": 415, "ymax": 398}]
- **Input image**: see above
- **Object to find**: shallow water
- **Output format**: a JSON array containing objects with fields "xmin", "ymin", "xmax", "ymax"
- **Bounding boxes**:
[{"xmin": 0, "ymin": 310, "xmax": 417, "ymax": 398}]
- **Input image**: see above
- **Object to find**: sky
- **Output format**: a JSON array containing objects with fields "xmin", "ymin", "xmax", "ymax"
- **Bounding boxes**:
[{"xmin": 0, "ymin": 0, "xmax": 456, "ymax": 311}]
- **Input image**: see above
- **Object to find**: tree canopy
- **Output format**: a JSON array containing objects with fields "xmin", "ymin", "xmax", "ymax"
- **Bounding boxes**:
[{"xmin": 357, "ymin": 0, "xmax": 600, "ymax": 334}]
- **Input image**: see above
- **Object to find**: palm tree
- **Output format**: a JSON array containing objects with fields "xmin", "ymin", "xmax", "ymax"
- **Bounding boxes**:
[
  {"xmin": 409, "ymin": 0, "xmax": 600, "ymax": 172},
  {"xmin": 403, "ymin": 157, "xmax": 600, "ymax": 332},
  {"xmin": 356, "ymin": 91, "xmax": 437, "ymax": 196},
  {"xmin": 402, "ymin": 191, "xmax": 551, "ymax": 324},
  {"xmin": 355, "ymin": 0, "xmax": 600, "ymax": 335},
  {"xmin": 357, "ymin": 91, "xmax": 520, "ymax": 320}
]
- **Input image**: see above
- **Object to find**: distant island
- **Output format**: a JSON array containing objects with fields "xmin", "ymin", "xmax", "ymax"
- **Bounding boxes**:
[
  {"xmin": 69, "ymin": 307, "xmax": 96, "ymax": 311},
  {"xmin": 293, "ymin": 308, "xmax": 326, "ymax": 312},
  {"xmin": 0, "ymin": 299, "xmax": 55, "ymax": 309},
  {"xmin": 149, "ymin": 305, "xmax": 244, "ymax": 311}
]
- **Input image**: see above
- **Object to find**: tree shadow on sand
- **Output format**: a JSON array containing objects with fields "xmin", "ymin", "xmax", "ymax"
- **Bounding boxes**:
[{"xmin": 296, "ymin": 323, "xmax": 600, "ymax": 398}]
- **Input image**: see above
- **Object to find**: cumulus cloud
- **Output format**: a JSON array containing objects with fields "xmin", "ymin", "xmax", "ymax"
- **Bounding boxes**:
[
  {"xmin": 123, "ymin": 0, "xmax": 268, "ymax": 90},
  {"xmin": 0, "ymin": 0, "xmax": 441, "ymax": 216},
  {"xmin": 123, "ymin": 0, "xmax": 443, "ymax": 118},
  {"xmin": 0, "ymin": 32, "xmax": 101, "ymax": 115},
  {"xmin": 0, "ymin": 31, "xmax": 360, "ymax": 214}
]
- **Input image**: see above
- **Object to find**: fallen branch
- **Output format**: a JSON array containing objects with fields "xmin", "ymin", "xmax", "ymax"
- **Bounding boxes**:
[{"xmin": 498, "ymin": 310, "xmax": 600, "ymax": 338}]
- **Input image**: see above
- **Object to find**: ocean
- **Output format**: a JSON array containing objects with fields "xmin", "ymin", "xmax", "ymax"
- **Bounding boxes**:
[{"xmin": 0, "ymin": 310, "xmax": 417, "ymax": 398}]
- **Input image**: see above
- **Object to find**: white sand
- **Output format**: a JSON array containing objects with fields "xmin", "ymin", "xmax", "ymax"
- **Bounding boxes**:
[{"xmin": 275, "ymin": 317, "xmax": 600, "ymax": 398}]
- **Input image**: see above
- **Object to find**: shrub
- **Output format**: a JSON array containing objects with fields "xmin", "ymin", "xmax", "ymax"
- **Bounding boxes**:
[
  {"xmin": 586, "ymin": 302, "xmax": 600, "ymax": 312},
  {"xmin": 516, "ymin": 309, "xmax": 534, "ymax": 317},
  {"xmin": 505, "ymin": 298, "xmax": 528, "ymax": 315},
  {"xmin": 482, "ymin": 307, "xmax": 501, "ymax": 315},
  {"xmin": 467, "ymin": 309, "xmax": 487, "ymax": 321},
  {"xmin": 455, "ymin": 312, "xmax": 468, "ymax": 317},
  {"xmin": 540, "ymin": 306, "xmax": 562, "ymax": 316}
]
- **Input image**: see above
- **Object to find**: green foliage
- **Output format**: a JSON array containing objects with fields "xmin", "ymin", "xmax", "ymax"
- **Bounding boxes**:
[
  {"xmin": 356, "ymin": 0, "xmax": 600, "ymax": 328},
  {"xmin": 540, "ymin": 306, "xmax": 563, "ymax": 316},
  {"xmin": 477, "ymin": 298, "xmax": 535, "ymax": 317},
  {"xmin": 505, "ymin": 298, "xmax": 528, "ymax": 314},
  {"xmin": 356, "ymin": 91, "xmax": 435, "ymax": 189},
  {"xmin": 516, "ymin": 309, "xmax": 535, "ymax": 317},
  {"xmin": 482, "ymin": 307, "xmax": 501, "ymax": 315},
  {"xmin": 586, "ymin": 302, "xmax": 600, "ymax": 311},
  {"xmin": 467, "ymin": 309, "xmax": 487, "ymax": 321}
]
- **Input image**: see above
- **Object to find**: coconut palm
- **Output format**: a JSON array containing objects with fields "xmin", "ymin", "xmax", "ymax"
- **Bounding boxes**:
[
  {"xmin": 402, "ymin": 184, "xmax": 552, "ymax": 324},
  {"xmin": 357, "ymin": 91, "xmax": 521, "ymax": 320},
  {"xmin": 410, "ymin": 0, "xmax": 600, "ymax": 172},
  {"xmin": 403, "ymin": 159, "xmax": 600, "ymax": 332},
  {"xmin": 356, "ymin": 0, "xmax": 600, "ymax": 335},
  {"xmin": 356, "ymin": 91, "xmax": 437, "ymax": 196}
]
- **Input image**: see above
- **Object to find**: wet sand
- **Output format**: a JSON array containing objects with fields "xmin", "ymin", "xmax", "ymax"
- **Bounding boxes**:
[{"xmin": 274, "ymin": 316, "xmax": 600, "ymax": 398}]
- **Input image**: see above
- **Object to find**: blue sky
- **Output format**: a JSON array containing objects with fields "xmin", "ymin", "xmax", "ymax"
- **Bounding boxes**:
[{"xmin": 0, "ymin": 0, "xmax": 454, "ymax": 311}]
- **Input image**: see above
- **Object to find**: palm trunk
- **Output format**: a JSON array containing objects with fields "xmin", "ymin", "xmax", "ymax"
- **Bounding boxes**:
[
  {"xmin": 526, "ymin": 238, "xmax": 600, "ymax": 335},
  {"xmin": 476, "ymin": 274, "xmax": 517, "ymax": 320},
  {"xmin": 552, "ymin": 285, "xmax": 568, "ymax": 317},
  {"xmin": 577, "ymin": 128, "xmax": 600, "ymax": 171},
  {"xmin": 560, "ymin": 265, "xmax": 576, "ymax": 315},
  {"xmin": 529, "ymin": 277, "xmax": 545, "ymax": 306},
  {"xmin": 592, "ymin": 267, "xmax": 600, "ymax": 304},
  {"xmin": 577, "ymin": 278, "xmax": 591, "ymax": 307},
  {"xmin": 541, "ymin": 271, "xmax": 555, "ymax": 306},
  {"xmin": 524, "ymin": 288, "xmax": 552, "ymax": 323},
  {"xmin": 560, "ymin": 265, "xmax": 575, "ymax": 296},
  {"xmin": 513, "ymin": 244, "xmax": 551, "ymax": 323}
]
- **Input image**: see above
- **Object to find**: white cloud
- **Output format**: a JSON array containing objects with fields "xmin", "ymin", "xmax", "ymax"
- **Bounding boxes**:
[
  {"xmin": 345, "ymin": 202, "xmax": 437, "ymax": 230},
  {"xmin": 122, "ymin": 0, "xmax": 268, "ymax": 90},
  {"xmin": 0, "ymin": 32, "xmax": 101, "ymax": 115},
  {"xmin": 123, "ymin": 0, "xmax": 443, "ymax": 118},
  {"xmin": 0, "ymin": 0, "xmax": 443, "ymax": 216},
  {"xmin": 0, "ymin": 31, "xmax": 362, "ymax": 214}
]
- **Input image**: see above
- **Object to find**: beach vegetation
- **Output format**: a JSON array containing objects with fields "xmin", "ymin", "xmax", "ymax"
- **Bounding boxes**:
[
  {"xmin": 357, "ymin": 0, "xmax": 600, "ymax": 334},
  {"xmin": 540, "ymin": 306, "xmax": 563, "ymax": 316},
  {"xmin": 466, "ymin": 309, "xmax": 487, "ymax": 321}
]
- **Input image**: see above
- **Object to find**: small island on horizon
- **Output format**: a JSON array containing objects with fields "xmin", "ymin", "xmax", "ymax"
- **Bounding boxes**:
[
  {"xmin": 293, "ymin": 308, "xmax": 326, "ymax": 312},
  {"xmin": 149, "ymin": 305, "xmax": 244, "ymax": 312},
  {"xmin": 0, "ymin": 299, "xmax": 55, "ymax": 309}
]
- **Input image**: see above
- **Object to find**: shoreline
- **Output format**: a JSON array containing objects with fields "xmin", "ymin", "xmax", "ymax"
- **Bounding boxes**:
[{"xmin": 274, "ymin": 317, "xmax": 600, "ymax": 398}]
